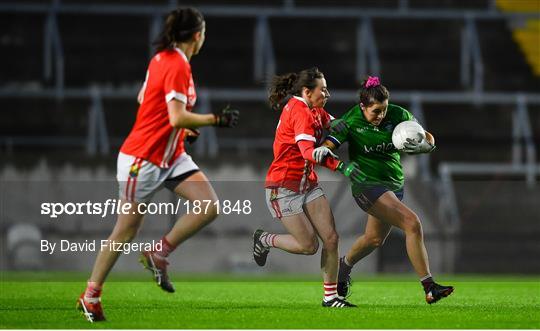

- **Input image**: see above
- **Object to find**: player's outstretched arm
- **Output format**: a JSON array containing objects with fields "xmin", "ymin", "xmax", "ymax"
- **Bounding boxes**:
[
  {"xmin": 298, "ymin": 139, "xmax": 365, "ymax": 184},
  {"xmin": 167, "ymin": 100, "xmax": 239, "ymax": 129}
]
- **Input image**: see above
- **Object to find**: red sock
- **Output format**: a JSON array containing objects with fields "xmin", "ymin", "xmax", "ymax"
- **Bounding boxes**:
[
  {"xmin": 154, "ymin": 236, "xmax": 176, "ymax": 259},
  {"xmin": 323, "ymin": 282, "xmax": 338, "ymax": 302},
  {"xmin": 84, "ymin": 281, "xmax": 102, "ymax": 303}
]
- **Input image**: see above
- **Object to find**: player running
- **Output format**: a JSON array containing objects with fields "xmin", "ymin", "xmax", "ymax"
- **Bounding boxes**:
[
  {"xmin": 315, "ymin": 76, "xmax": 453, "ymax": 304},
  {"xmin": 77, "ymin": 8, "xmax": 239, "ymax": 322},
  {"xmin": 252, "ymin": 67, "xmax": 363, "ymax": 308}
]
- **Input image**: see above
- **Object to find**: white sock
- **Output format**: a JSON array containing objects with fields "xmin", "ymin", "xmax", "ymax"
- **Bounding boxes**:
[
  {"xmin": 261, "ymin": 233, "xmax": 277, "ymax": 248},
  {"xmin": 323, "ymin": 282, "xmax": 338, "ymax": 302}
]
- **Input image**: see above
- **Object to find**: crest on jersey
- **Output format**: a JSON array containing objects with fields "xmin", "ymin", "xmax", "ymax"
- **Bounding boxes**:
[{"xmin": 129, "ymin": 163, "xmax": 141, "ymax": 178}]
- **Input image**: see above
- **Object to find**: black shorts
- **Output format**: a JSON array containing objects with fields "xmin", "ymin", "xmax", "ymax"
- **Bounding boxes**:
[{"xmin": 353, "ymin": 186, "xmax": 404, "ymax": 212}]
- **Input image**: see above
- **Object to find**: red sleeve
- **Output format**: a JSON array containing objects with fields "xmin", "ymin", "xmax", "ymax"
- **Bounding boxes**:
[
  {"xmin": 292, "ymin": 107, "xmax": 316, "ymax": 144},
  {"xmin": 297, "ymin": 140, "xmax": 340, "ymax": 171},
  {"xmin": 163, "ymin": 57, "xmax": 190, "ymax": 104}
]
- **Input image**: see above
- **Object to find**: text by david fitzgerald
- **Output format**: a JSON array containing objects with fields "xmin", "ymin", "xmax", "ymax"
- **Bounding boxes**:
[{"xmin": 40, "ymin": 240, "xmax": 162, "ymax": 255}]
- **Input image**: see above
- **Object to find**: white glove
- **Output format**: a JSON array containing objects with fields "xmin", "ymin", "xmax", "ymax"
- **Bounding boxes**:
[
  {"xmin": 313, "ymin": 146, "xmax": 339, "ymax": 163},
  {"xmin": 402, "ymin": 138, "xmax": 435, "ymax": 154}
]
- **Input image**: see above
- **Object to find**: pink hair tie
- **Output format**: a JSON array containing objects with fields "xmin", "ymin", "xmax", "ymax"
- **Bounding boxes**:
[{"xmin": 365, "ymin": 76, "xmax": 381, "ymax": 88}]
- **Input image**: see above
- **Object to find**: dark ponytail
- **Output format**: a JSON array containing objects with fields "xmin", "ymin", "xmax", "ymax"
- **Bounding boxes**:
[
  {"xmin": 154, "ymin": 7, "xmax": 204, "ymax": 53},
  {"xmin": 268, "ymin": 72, "xmax": 297, "ymax": 111},
  {"xmin": 268, "ymin": 67, "xmax": 324, "ymax": 111},
  {"xmin": 358, "ymin": 76, "xmax": 389, "ymax": 107}
]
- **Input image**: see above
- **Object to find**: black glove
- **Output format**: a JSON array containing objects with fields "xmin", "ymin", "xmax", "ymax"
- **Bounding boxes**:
[
  {"xmin": 336, "ymin": 161, "xmax": 365, "ymax": 184},
  {"xmin": 214, "ymin": 106, "xmax": 239, "ymax": 128},
  {"xmin": 185, "ymin": 128, "xmax": 200, "ymax": 144},
  {"xmin": 330, "ymin": 119, "xmax": 348, "ymax": 135}
]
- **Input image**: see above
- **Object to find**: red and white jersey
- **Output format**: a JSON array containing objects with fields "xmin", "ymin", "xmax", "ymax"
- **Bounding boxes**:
[
  {"xmin": 265, "ymin": 96, "xmax": 333, "ymax": 193},
  {"xmin": 121, "ymin": 48, "xmax": 197, "ymax": 168}
]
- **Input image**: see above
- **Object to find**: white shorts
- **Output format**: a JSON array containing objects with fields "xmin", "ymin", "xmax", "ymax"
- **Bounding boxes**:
[
  {"xmin": 265, "ymin": 186, "xmax": 325, "ymax": 219},
  {"xmin": 117, "ymin": 152, "xmax": 199, "ymax": 203}
]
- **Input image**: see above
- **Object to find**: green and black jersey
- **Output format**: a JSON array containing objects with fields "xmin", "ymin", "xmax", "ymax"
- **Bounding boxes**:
[{"xmin": 328, "ymin": 103, "xmax": 414, "ymax": 195}]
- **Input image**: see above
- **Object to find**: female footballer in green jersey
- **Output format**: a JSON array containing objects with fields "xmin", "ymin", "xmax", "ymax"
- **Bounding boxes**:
[{"xmin": 314, "ymin": 76, "xmax": 454, "ymax": 304}]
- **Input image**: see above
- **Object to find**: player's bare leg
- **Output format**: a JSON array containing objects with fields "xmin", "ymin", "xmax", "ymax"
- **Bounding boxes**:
[
  {"xmin": 79, "ymin": 200, "xmax": 144, "ymax": 322},
  {"xmin": 346, "ymin": 215, "xmax": 392, "ymax": 265},
  {"xmin": 166, "ymin": 171, "xmax": 219, "ymax": 245},
  {"xmin": 367, "ymin": 191, "xmax": 453, "ymax": 303},
  {"xmin": 140, "ymin": 171, "xmax": 219, "ymax": 293},
  {"xmin": 338, "ymin": 215, "xmax": 391, "ymax": 297},
  {"xmin": 303, "ymin": 196, "xmax": 339, "ymax": 283},
  {"xmin": 252, "ymin": 214, "xmax": 317, "ymax": 267},
  {"xmin": 90, "ymin": 201, "xmax": 145, "ymax": 283},
  {"xmin": 304, "ymin": 196, "xmax": 356, "ymax": 307},
  {"xmin": 273, "ymin": 214, "xmax": 319, "ymax": 254},
  {"xmin": 367, "ymin": 191, "xmax": 429, "ymax": 277}
]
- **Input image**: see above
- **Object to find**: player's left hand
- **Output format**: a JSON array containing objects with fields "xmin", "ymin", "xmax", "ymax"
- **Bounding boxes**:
[
  {"xmin": 185, "ymin": 128, "xmax": 200, "ymax": 144},
  {"xmin": 214, "ymin": 106, "xmax": 239, "ymax": 128},
  {"xmin": 313, "ymin": 146, "xmax": 339, "ymax": 163},
  {"xmin": 402, "ymin": 138, "xmax": 435, "ymax": 154}
]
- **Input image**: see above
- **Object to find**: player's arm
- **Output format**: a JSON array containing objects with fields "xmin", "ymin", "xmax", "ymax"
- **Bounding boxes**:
[
  {"xmin": 167, "ymin": 101, "xmax": 239, "ymax": 129},
  {"xmin": 297, "ymin": 139, "xmax": 364, "ymax": 184},
  {"xmin": 167, "ymin": 100, "xmax": 215, "ymax": 128}
]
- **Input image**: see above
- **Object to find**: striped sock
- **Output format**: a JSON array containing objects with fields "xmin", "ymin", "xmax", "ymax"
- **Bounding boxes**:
[
  {"xmin": 84, "ymin": 281, "xmax": 102, "ymax": 304},
  {"xmin": 154, "ymin": 236, "xmax": 176, "ymax": 259},
  {"xmin": 261, "ymin": 233, "xmax": 277, "ymax": 248},
  {"xmin": 323, "ymin": 282, "xmax": 338, "ymax": 302}
]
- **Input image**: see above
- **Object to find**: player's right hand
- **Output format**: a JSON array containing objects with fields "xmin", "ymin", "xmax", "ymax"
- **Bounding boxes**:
[
  {"xmin": 214, "ymin": 106, "xmax": 239, "ymax": 128},
  {"xmin": 337, "ymin": 161, "xmax": 365, "ymax": 184},
  {"xmin": 330, "ymin": 119, "xmax": 348, "ymax": 135},
  {"xmin": 313, "ymin": 146, "xmax": 338, "ymax": 163}
]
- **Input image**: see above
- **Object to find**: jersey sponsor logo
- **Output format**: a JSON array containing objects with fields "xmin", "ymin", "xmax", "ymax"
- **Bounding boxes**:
[
  {"xmin": 356, "ymin": 127, "xmax": 367, "ymax": 133},
  {"xmin": 363, "ymin": 142, "xmax": 394, "ymax": 154}
]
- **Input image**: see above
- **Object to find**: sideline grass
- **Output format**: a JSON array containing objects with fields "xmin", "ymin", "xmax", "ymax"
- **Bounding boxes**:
[{"xmin": 1, "ymin": 273, "xmax": 539, "ymax": 329}]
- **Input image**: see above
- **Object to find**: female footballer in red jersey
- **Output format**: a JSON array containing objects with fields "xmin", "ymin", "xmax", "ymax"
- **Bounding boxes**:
[
  {"xmin": 77, "ymin": 8, "xmax": 239, "ymax": 322},
  {"xmin": 252, "ymin": 67, "xmax": 363, "ymax": 308}
]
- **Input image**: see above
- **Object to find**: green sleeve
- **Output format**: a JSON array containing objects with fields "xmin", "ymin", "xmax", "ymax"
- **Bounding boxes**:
[
  {"xmin": 390, "ymin": 103, "xmax": 415, "ymax": 123},
  {"xmin": 403, "ymin": 109, "xmax": 414, "ymax": 122}
]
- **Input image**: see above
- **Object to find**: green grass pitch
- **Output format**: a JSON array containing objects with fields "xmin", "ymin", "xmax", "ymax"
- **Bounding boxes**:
[{"xmin": 1, "ymin": 272, "xmax": 539, "ymax": 329}]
